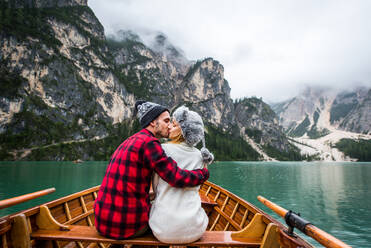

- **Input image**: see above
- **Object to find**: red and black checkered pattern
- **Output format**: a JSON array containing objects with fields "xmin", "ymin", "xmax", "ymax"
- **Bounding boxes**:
[{"xmin": 94, "ymin": 129, "xmax": 209, "ymax": 239}]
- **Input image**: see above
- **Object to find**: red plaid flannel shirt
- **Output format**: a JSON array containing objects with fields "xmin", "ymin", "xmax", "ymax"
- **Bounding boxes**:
[{"xmin": 94, "ymin": 129, "xmax": 209, "ymax": 239}]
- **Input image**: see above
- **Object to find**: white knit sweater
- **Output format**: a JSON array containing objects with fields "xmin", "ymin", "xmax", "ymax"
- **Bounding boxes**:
[{"xmin": 149, "ymin": 142, "xmax": 208, "ymax": 243}]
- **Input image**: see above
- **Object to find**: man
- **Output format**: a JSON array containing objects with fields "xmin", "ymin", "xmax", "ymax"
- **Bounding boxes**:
[{"xmin": 94, "ymin": 100, "xmax": 209, "ymax": 240}]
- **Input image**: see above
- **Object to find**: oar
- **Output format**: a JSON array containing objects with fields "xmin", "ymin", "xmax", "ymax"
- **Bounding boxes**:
[
  {"xmin": 258, "ymin": 196, "xmax": 351, "ymax": 248},
  {"xmin": 0, "ymin": 188, "xmax": 56, "ymax": 210}
]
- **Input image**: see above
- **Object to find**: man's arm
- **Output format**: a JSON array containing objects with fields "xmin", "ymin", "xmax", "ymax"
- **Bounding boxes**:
[{"xmin": 144, "ymin": 140, "xmax": 209, "ymax": 188}]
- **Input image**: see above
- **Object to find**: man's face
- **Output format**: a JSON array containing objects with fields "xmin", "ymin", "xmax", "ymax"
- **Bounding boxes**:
[{"xmin": 153, "ymin": 111, "xmax": 171, "ymax": 138}]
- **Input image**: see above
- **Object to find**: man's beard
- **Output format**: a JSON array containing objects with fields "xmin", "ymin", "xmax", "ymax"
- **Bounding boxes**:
[{"xmin": 154, "ymin": 121, "xmax": 169, "ymax": 139}]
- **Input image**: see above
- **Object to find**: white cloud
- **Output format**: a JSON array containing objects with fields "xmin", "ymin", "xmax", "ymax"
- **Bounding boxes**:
[{"xmin": 89, "ymin": 0, "xmax": 371, "ymax": 102}]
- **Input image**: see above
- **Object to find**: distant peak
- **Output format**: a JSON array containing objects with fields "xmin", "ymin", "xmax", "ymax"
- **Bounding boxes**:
[
  {"xmin": 154, "ymin": 33, "xmax": 167, "ymax": 47},
  {"xmin": 150, "ymin": 32, "xmax": 187, "ymax": 62}
]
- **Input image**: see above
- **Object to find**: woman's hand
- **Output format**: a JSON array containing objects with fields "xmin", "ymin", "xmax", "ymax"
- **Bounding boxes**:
[{"xmin": 201, "ymin": 147, "xmax": 214, "ymax": 165}]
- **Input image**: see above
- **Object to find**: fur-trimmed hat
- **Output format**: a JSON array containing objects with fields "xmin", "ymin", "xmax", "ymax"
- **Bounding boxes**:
[
  {"xmin": 135, "ymin": 100, "xmax": 169, "ymax": 128},
  {"xmin": 172, "ymin": 106, "xmax": 214, "ymax": 164}
]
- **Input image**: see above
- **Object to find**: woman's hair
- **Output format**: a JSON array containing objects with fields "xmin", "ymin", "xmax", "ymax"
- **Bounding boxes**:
[{"xmin": 169, "ymin": 106, "xmax": 214, "ymax": 165}]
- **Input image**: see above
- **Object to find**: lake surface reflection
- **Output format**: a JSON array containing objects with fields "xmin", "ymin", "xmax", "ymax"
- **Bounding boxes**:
[{"xmin": 0, "ymin": 161, "xmax": 370, "ymax": 247}]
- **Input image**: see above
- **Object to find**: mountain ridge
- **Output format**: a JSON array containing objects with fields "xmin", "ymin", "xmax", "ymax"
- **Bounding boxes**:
[
  {"xmin": 0, "ymin": 3, "xmax": 303, "ymax": 161},
  {"xmin": 271, "ymin": 86, "xmax": 371, "ymax": 161}
]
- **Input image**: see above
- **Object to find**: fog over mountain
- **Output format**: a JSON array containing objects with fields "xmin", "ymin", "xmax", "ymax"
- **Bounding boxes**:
[{"xmin": 89, "ymin": 0, "xmax": 371, "ymax": 102}]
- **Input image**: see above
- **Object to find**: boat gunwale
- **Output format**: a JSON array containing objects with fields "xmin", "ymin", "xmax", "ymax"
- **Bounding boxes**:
[{"xmin": 0, "ymin": 185, "xmax": 100, "ymax": 219}]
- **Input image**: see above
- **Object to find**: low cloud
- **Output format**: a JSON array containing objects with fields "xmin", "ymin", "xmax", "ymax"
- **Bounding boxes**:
[{"xmin": 89, "ymin": 0, "xmax": 371, "ymax": 102}]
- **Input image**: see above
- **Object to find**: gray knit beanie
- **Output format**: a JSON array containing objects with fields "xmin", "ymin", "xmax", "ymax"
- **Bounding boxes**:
[
  {"xmin": 135, "ymin": 100, "xmax": 169, "ymax": 128},
  {"xmin": 172, "ymin": 106, "xmax": 214, "ymax": 165}
]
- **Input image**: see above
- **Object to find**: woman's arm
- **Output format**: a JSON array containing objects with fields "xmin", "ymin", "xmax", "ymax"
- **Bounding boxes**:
[{"xmin": 144, "ymin": 140, "xmax": 209, "ymax": 188}]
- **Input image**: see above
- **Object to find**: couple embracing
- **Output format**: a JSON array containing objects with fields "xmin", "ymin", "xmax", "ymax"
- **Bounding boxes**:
[{"xmin": 94, "ymin": 100, "xmax": 214, "ymax": 244}]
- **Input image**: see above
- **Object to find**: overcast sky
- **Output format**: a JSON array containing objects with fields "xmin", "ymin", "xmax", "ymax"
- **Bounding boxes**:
[{"xmin": 89, "ymin": 0, "xmax": 371, "ymax": 102}]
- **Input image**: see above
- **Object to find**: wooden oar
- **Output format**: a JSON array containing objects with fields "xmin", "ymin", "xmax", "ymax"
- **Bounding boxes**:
[
  {"xmin": 258, "ymin": 196, "xmax": 351, "ymax": 248},
  {"xmin": 0, "ymin": 188, "xmax": 56, "ymax": 210}
]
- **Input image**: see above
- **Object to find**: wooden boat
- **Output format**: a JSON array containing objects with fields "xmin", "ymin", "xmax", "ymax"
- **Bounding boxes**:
[{"xmin": 0, "ymin": 180, "xmax": 350, "ymax": 248}]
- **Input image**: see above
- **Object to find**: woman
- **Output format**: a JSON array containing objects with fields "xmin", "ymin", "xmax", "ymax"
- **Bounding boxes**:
[{"xmin": 149, "ymin": 106, "xmax": 214, "ymax": 244}]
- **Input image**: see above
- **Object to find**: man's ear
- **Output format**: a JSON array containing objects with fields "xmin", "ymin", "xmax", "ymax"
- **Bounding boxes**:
[{"xmin": 149, "ymin": 120, "xmax": 156, "ymax": 127}]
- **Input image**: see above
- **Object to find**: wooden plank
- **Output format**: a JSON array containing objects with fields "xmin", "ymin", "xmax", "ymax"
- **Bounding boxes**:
[
  {"xmin": 214, "ymin": 207, "xmax": 241, "ymax": 231},
  {"xmin": 221, "ymin": 196, "xmax": 229, "ymax": 211},
  {"xmin": 64, "ymin": 210, "xmax": 94, "ymax": 225},
  {"xmin": 83, "ymin": 194, "xmax": 95, "ymax": 205},
  {"xmin": 80, "ymin": 196, "xmax": 93, "ymax": 226},
  {"xmin": 230, "ymin": 203, "xmax": 240, "ymax": 219},
  {"xmin": 226, "ymin": 201, "xmax": 239, "ymax": 231},
  {"xmin": 207, "ymin": 211, "xmax": 219, "ymax": 230},
  {"xmin": 50, "ymin": 205, "xmax": 67, "ymax": 223},
  {"xmin": 240, "ymin": 210, "xmax": 249, "ymax": 228},
  {"xmin": 31, "ymin": 226, "xmax": 261, "ymax": 247},
  {"xmin": 260, "ymin": 223, "xmax": 280, "ymax": 248},
  {"xmin": 216, "ymin": 193, "xmax": 227, "ymax": 207},
  {"xmin": 224, "ymin": 200, "xmax": 237, "ymax": 217},
  {"xmin": 218, "ymin": 215, "xmax": 229, "ymax": 231},
  {"xmin": 36, "ymin": 206, "xmax": 69, "ymax": 231},
  {"xmin": 199, "ymin": 193, "xmax": 218, "ymax": 207},
  {"xmin": 68, "ymin": 199, "xmax": 84, "ymax": 219},
  {"xmin": 86, "ymin": 243, "xmax": 97, "ymax": 248},
  {"xmin": 64, "ymin": 203, "xmax": 72, "ymax": 221},
  {"xmin": 224, "ymin": 223, "xmax": 230, "ymax": 231},
  {"xmin": 205, "ymin": 185, "xmax": 212, "ymax": 196},
  {"xmin": 233, "ymin": 207, "xmax": 244, "ymax": 225},
  {"xmin": 209, "ymin": 214, "xmax": 221, "ymax": 231},
  {"xmin": 85, "ymin": 201, "xmax": 94, "ymax": 211},
  {"xmin": 2, "ymin": 233, "xmax": 9, "ymax": 248},
  {"xmin": 0, "ymin": 219, "xmax": 11, "ymax": 235},
  {"xmin": 10, "ymin": 214, "xmax": 31, "ymax": 248},
  {"xmin": 213, "ymin": 191, "xmax": 221, "ymax": 202},
  {"xmin": 231, "ymin": 214, "xmax": 266, "ymax": 240}
]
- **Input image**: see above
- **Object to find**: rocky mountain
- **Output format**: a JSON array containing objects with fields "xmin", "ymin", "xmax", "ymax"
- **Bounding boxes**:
[
  {"xmin": 0, "ymin": 1, "xmax": 300, "ymax": 161},
  {"xmin": 272, "ymin": 87, "xmax": 371, "ymax": 136},
  {"xmin": 331, "ymin": 88, "xmax": 371, "ymax": 134},
  {"xmin": 271, "ymin": 87, "xmax": 371, "ymax": 161},
  {"xmin": 234, "ymin": 97, "xmax": 302, "ymax": 161},
  {"xmin": 272, "ymin": 87, "xmax": 334, "ymax": 139}
]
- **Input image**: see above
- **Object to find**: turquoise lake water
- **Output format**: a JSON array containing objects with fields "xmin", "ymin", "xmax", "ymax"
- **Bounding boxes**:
[{"xmin": 0, "ymin": 161, "xmax": 370, "ymax": 247}]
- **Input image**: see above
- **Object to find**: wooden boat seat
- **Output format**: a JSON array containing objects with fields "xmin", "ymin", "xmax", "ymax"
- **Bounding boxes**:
[
  {"xmin": 199, "ymin": 192, "xmax": 218, "ymax": 207},
  {"xmin": 31, "ymin": 225, "xmax": 262, "ymax": 247},
  {"xmin": 29, "ymin": 194, "xmax": 273, "ymax": 247}
]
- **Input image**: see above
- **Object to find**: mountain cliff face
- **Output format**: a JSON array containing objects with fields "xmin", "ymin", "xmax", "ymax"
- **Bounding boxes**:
[
  {"xmin": 271, "ymin": 87, "xmax": 371, "ymax": 161},
  {"xmin": 331, "ymin": 88, "xmax": 371, "ymax": 134},
  {"xmin": 272, "ymin": 87, "xmax": 371, "ymax": 137},
  {"xmin": 0, "ymin": 2, "xmax": 298, "ymax": 161},
  {"xmin": 272, "ymin": 87, "xmax": 333, "ymax": 139},
  {"xmin": 236, "ymin": 98, "xmax": 286, "ymax": 149},
  {"xmin": 235, "ymin": 97, "xmax": 302, "ymax": 161}
]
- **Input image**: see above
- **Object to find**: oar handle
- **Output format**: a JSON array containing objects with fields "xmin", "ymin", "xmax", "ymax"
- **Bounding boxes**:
[
  {"xmin": 0, "ymin": 188, "xmax": 56, "ymax": 210},
  {"xmin": 257, "ymin": 196, "xmax": 352, "ymax": 248}
]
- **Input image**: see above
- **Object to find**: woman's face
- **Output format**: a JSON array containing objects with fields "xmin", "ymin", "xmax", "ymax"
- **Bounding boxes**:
[{"xmin": 169, "ymin": 119, "xmax": 182, "ymax": 140}]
